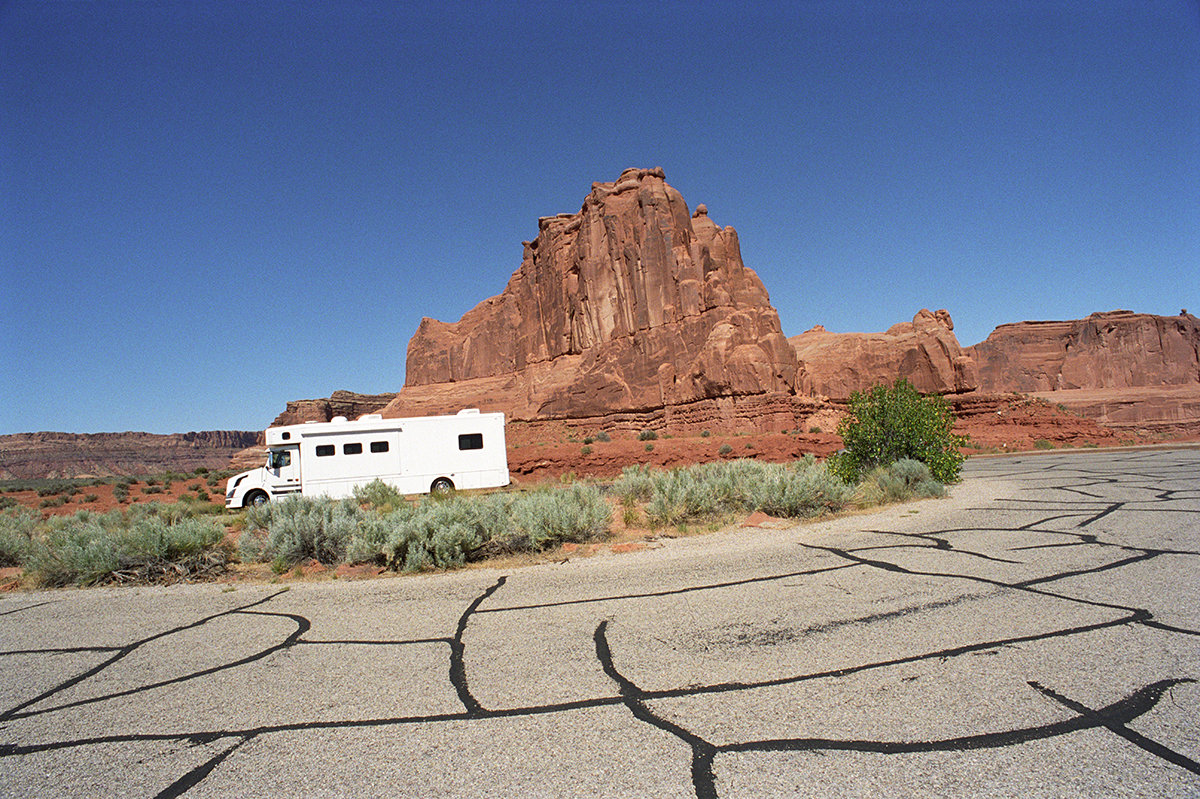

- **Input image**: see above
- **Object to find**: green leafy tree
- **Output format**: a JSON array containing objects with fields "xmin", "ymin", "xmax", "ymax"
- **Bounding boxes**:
[{"xmin": 832, "ymin": 378, "xmax": 966, "ymax": 483}]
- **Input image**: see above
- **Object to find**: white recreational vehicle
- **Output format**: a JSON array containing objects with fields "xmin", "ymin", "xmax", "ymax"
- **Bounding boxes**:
[{"xmin": 224, "ymin": 409, "xmax": 509, "ymax": 508}]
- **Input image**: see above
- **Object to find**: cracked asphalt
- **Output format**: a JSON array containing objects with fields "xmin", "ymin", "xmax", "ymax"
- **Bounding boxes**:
[{"xmin": 1, "ymin": 448, "xmax": 1197, "ymax": 798}]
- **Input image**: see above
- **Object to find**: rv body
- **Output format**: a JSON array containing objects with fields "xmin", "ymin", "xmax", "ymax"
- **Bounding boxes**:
[{"xmin": 225, "ymin": 410, "xmax": 509, "ymax": 508}]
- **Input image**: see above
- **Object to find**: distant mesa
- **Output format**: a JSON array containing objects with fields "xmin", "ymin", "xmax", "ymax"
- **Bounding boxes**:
[
  {"xmin": 969, "ymin": 309, "xmax": 1200, "ymax": 393},
  {"xmin": 968, "ymin": 309, "xmax": 1200, "ymax": 435},
  {"xmin": 0, "ymin": 430, "xmax": 258, "ymax": 481}
]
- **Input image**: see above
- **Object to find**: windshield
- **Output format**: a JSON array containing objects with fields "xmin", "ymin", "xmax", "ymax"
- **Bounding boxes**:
[{"xmin": 267, "ymin": 450, "xmax": 291, "ymax": 469}]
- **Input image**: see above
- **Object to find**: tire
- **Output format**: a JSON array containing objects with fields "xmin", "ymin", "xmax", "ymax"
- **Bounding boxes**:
[
  {"xmin": 245, "ymin": 490, "xmax": 269, "ymax": 508},
  {"xmin": 430, "ymin": 477, "xmax": 454, "ymax": 495}
]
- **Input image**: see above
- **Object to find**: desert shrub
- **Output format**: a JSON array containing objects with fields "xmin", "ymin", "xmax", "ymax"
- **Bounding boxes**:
[
  {"xmin": 194, "ymin": 467, "xmax": 209, "ymax": 475},
  {"xmin": 0, "ymin": 508, "xmax": 38, "ymax": 566},
  {"xmin": 1033, "ymin": 439, "xmax": 1055, "ymax": 450},
  {"xmin": 40, "ymin": 496, "xmax": 68, "ymax": 508},
  {"xmin": 382, "ymin": 494, "xmax": 510, "ymax": 571},
  {"xmin": 809, "ymin": 426, "xmax": 822, "ymax": 434},
  {"xmin": 26, "ymin": 512, "xmax": 227, "ymax": 587},
  {"xmin": 832, "ymin": 378, "xmax": 966, "ymax": 483},
  {"xmin": 618, "ymin": 458, "xmax": 855, "ymax": 528},
  {"xmin": 595, "ymin": 431, "xmax": 611, "ymax": 442},
  {"xmin": 752, "ymin": 459, "xmax": 854, "ymax": 519},
  {"xmin": 583, "ymin": 437, "xmax": 594, "ymax": 445},
  {"xmin": 142, "ymin": 486, "xmax": 164, "ymax": 495},
  {"xmin": 113, "ymin": 483, "xmax": 129, "ymax": 502},
  {"xmin": 0, "ymin": 497, "xmax": 16, "ymax": 511},
  {"xmin": 644, "ymin": 443, "xmax": 654, "ymax": 452},
  {"xmin": 82, "ymin": 494, "xmax": 99, "ymax": 503},
  {"xmin": 637, "ymin": 429, "xmax": 658, "ymax": 441},
  {"xmin": 246, "ymin": 496, "xmax": 362, "ymax": 569},
  {"xmin": 853, "ymin": 459, "xmax": 945, "ymax": 507},
  {"xmin": 509, "ymin": 483, "xmax": 609, "ymax": 551},
  {"xmin": 701, "ymin": 430, "xmax": 711, "ymax": 438},
  {"xmin": 612, "ymin": 464, "xmax": 656, "ymax": 502},
  {"xmin": 353, "ymin": 479, "xmax": 407, "ymax": 512},
  {"xmin": 718, "ymin": 444, "xmax": 733, "ymax": 455}
]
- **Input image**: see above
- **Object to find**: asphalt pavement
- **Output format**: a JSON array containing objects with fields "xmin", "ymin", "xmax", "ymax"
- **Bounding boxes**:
[{"xmin": 1, "ymin": 448, "xmax": 1197, "ymax": 798}]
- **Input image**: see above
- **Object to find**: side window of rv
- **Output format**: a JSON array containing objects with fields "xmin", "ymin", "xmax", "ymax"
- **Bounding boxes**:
[
  {"xmin": 458, "ymin": 433, "xmax": 484, "ymax": 450},
  {"xmin": 343, "ymin": 442, "xmax": 363, "ymax": 455},
  {"xmin": 370, "ymin": 441, "xmax": 389, "ymax": 453},
  {"xmin": 315, "ymin": 445, "xmax": 335, "ymax": 457}
]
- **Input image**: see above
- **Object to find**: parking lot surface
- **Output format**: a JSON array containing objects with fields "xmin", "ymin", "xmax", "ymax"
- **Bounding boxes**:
[{"xmin": 1, "ymin": 448, "xmax": 1197, "ymax": 797}]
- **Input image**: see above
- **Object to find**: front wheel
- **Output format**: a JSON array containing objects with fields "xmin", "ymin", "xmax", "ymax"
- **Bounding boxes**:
[
  {"xmin": 245, "ymin": 490, "xmax": 269, "ymax": 508},
  {"xmin": 430, "ymin": 477, "xmax": 454, "ymax": 495}
]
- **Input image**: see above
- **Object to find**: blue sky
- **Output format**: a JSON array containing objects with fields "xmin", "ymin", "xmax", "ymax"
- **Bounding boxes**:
[{"xmin": 3, "ymin": 0, "xmax": 1198, "ymax": 434}]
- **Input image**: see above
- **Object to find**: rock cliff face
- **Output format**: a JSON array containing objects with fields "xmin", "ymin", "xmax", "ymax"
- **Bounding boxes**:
[
  {"xmin": 969, "ymin": 310, "xmax": 1200, "ymax": 392},
  {"xmin": 789, "ymin": 309, "xmax": 978, "ymax": 400},
  {"xmin": 968, "ymin": 310, "xmax": 1200, "ymax": 435},
  {"xmin": 0, "ymin": 431, "xmax": 260, "ymax": 480},
  {"xmin": 385, "ymin": 168, "xmax": 799, "ymax": 421},
  {"xmin": 269, "ymin": 390, "xmax": 398, "ymax": 427}
]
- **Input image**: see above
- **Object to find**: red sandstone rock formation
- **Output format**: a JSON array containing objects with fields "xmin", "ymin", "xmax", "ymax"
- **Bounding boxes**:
[
  {"xmin": 970, "ymin": 310, "xmax": 1200, "ymax": 392},
  {"xmin": 385, "ymin": 168, "xmax": 800, "ymax": 422},
  {"xmin": 968, "ymin": 310, "xmax": 1200, "ymax": 435},
  {"xmin": 788, "ymin": 309, "xmax": 978, "ymax": 400},
  {"xmin": 269, "ymin": 390, "xmax": 398, "ymax": 427},
  {"xmin": 0, "ymin": 430, "xmax": 259, "ymax": 480}
]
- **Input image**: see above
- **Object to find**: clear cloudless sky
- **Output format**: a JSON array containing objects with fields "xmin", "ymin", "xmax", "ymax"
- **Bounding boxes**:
[{"xmin": 2, "ymin": 0, "xmax": 1198, "ymax": 434}]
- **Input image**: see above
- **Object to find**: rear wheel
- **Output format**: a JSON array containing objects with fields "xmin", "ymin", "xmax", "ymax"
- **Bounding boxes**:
[
  {"xmin": 430, "ymin": 477, "xmax": 454, "ymax": 495},
  {"xmin": 245, "ymin": 490, "xmax": 269, "ymax": 508}
]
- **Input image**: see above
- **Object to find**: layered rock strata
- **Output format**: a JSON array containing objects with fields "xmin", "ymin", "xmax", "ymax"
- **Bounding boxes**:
[
  {"xmin": 970, "ymin": 310, "xmax": 1200, "ymax": 435},
  {"xmin": 970, "ymin": 310, "xmax": 1200, "ymax": 392},
  {"xmin": 0, "ymin": 431, "xmax": 259, "ymax": 480},
  {"xmin": 789, "ymin": 309, "xmax": 978, "ymax": 400},
  {"xmin": 384, "ymin": 168, "xmax": 801, "ymax": 424},
  {"xmin": 269, "ymin": 390, "xmax": 398, "ymax": 427}
]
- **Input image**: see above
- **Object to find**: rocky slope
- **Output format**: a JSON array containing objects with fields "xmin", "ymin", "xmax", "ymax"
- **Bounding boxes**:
[
  {"xmin": 384, "ymin": 168, "xmax": 802, "ymax": 424},
  {"xmin": 0, "ymin": 431, "xmax": 259, "ymax": 480}
]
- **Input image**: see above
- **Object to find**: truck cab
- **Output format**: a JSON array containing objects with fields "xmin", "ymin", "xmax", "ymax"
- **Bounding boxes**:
[{"xmin": 225, "ymin": 443, "xmax": 301, "ymax": 508}]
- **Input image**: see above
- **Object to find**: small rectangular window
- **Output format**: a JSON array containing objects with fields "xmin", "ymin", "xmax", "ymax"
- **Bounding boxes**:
[
  {"xmin": 458, "ymin": 433, "xmax": 483, "ymax": 451},
  {"xmin": 344, "ymin": 442, "xmax": 363, "ymax": 455},
  {"xmin": 315, "ymin": 444, "xmax": 335, "ymax": 457},
  {"xmin": 370, "ymin": 441, "xmax": 389, "ymax": 453}
]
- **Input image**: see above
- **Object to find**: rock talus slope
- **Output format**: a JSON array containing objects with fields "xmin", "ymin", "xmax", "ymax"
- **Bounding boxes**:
[{"xmin": 385, "ymin": 168, "xmax": 799, "ymax": 421}]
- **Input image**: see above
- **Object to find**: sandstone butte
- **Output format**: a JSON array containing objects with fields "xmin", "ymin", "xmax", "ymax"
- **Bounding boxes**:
[
  {"xmin": 380, "ymin": 167, "xmax": 818, "ymax": 434},
  {"xmin": 363, "ymin": 169, "xmax": 1197, "ymax": 439}
]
